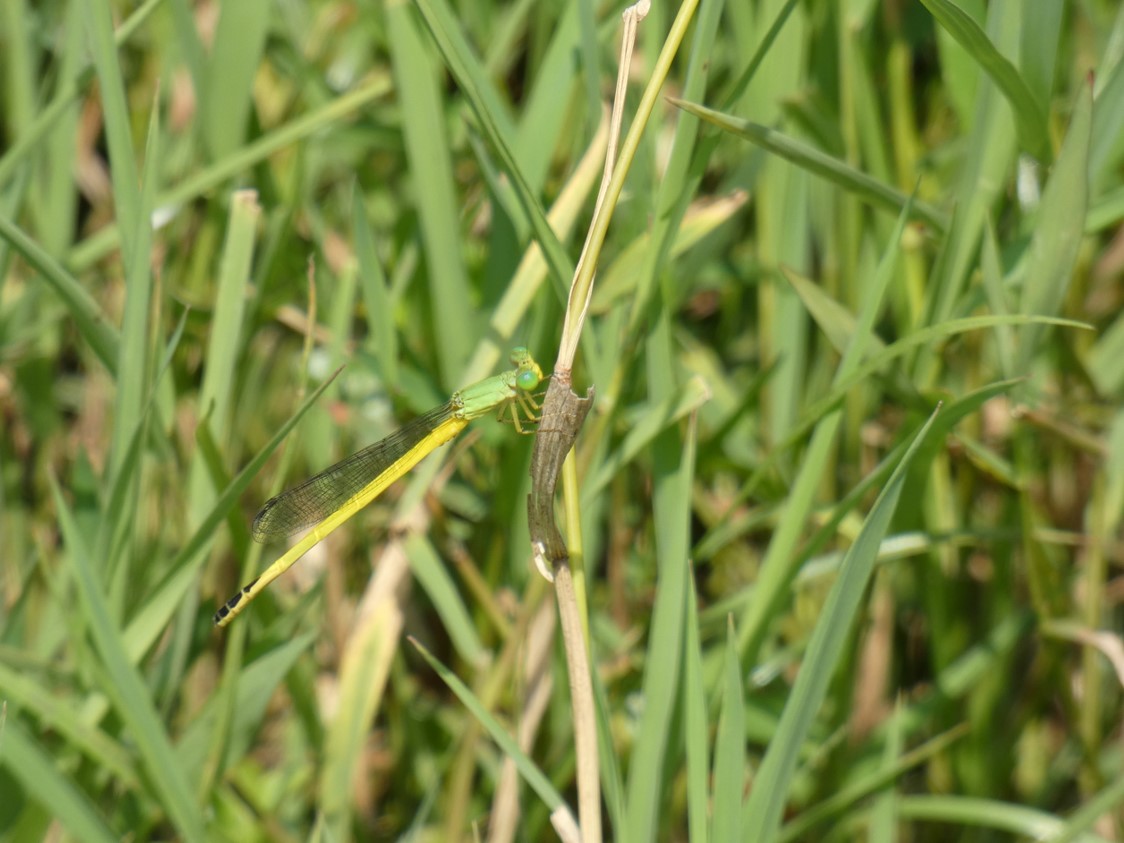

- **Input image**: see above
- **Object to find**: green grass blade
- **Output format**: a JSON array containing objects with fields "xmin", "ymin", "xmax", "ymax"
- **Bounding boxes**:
[
  {"xmin": 670, "ymin": 99, "xmax": 948, "ymax": 231},
  {"xmin": 109, "ymin": 86, "xmax": 158, "ymax": 482},
  {"xmin": 0, "ymin": 718, "xmax": 120, "ymax": 843},
  {"xmin": 1045, "ymin": 771, "xmax": 1124, "ymax": 843},
  {"xmin": 1090, "ymin": 50, "xmax": 1124, "ymax": 180},
  {"xmin": 0, "ymin": 0, "xmax": 161, "ymax": 192},
  {"xmin": 412, "ymin": 0, "xmax": 574, "ymax": 301},
  {"xmin": 1, "ymin": 0, "xmax": 36, "ymax": 156},
  {"xmin": 591, "ymin": 650, "xmax": 628, "ymax": 841},
  {"xmin": 683, "ymin": 570, "xmax": 710, "ymax": 843},
  {"xmin": 81, "ymin": 0, "xmax": 142, "ymax": 254},
  {"xmin": 737, "ymin": 192, "xmax": 913, "ymax": 662},
  {"xmin": 187, "ymin": 191, "xmax": 259, "ymax": 523},
  {"xmin": 978, "ymin": 219, "xmax": 1016, "ymax": 376},
  {"xmin": 405, "ymin": 534, "xmax": 485, "ymax": 665},
  {"xmin": 625, "ymin": 400, "xmax": 698, "ymax": 842},
  {"xmin": 512, "ymin": 2, "xmax": 583, "ymax": 194},
  {"xmin": 783, "ymin": 267, "xmax": 886, "ymax": 357},
  {"xmin": 916, "ymin": 3, "xmax": 1019, "ymax": 349},
  {"xmin": 1016, "ymin": 77, "xmax": 1091, "ymax": 371},
  {"xmin": 66, "ymin": 76, "xmax": 393, "ymax": 270},
  {"xmin": 385, "ymin": 3, "xmax": 474, "ymax": 383},
  {"xmin": 711, "ymin": 616, "xmax": 745, "ymax": 842},
  {"xmin": 778, "ymin": 725, "xmax": 969, "ymax": 841},
  {"xmin": 0, "ymin": 661, "xmax": 140, "ymax": 790},
  {"xmin": 0, "ymin": 214, "xmax": 119, "ymax": 371},
  {"xmin": 202, "ymin": 0, "xmax": 271, "ymax": 158},
  {"xmin": 896, "ymin": 795, "xmax": 1116, "ymax": 841},
  {"xmin": 622, "ymin": 0, "xmax": 726, "ymax": 344},
  {"xmin": 352, "ymin": 187, "xmax": 398, "ymax": 391},
  {"xmin": 51, "ymin": 478, "xmax": 206, "ymax": 842},
  {"xmin": 584, "ymin": 375, "xmax": 710, "ymax": 499},
  {"xmin": 743, "ymin": 406, "xmax": 943, "ymax": 841},
  {"xmin": 919, "ymin": 0, "xmax": 1049, "ymax": 160},
  {"xmin": 177, "ymin": 633, "xmax": 315, "ymax": 777},
  {"xmin": 33, "ymin": 0, "xmax": 83, "ymax": 257},
  {"xmin": 410, "ymin": 637, "xmax": 573, "ymax": 819}
]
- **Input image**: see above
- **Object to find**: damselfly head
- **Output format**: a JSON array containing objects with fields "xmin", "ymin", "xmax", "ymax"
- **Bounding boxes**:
[{"xmin": 510, "ymin": 347, "xmax": 544, "ymax": 393}]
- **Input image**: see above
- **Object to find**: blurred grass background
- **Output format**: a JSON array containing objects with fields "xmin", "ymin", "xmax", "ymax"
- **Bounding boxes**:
[{"xmin": 2, "ymin": 0, "xmax": 1124, "ymax": 840}]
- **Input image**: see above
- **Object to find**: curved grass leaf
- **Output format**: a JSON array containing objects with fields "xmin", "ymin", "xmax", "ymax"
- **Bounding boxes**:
[
  {"xmin": 918, "ymin": 0, "xmax": 1050, "ymax": 161},
  {"xmin": 669, "ymin": 98, "xmax": 948, "ymax": 231},
  {"xmin": 743, "ymin": 406, "xmax": 943, "ymax": 841}
]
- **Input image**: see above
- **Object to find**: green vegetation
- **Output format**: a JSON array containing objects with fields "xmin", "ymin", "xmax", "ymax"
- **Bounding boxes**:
[{"xmin": 2, "ymin": 0, "xmax": 1122, "ymax": 841}]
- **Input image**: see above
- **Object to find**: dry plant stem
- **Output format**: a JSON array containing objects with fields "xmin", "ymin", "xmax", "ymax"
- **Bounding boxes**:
[
  {"xmin": 554, "ymin": 0, "xmax": 701, "ymax": 372},
  {"xmin": 550, "ymin": 810, "xmax": 581, "ymax": 843},
  {"xmin": 528, "ymin": 378, "xmax": 595, "ymax": 572},
  {"xmin": 533, "ymin": 0, "xmax": 699, "ymax": 560},
  {"xmin": 555, "ymin": 3, "xmax": 642, "ymax": 363},
  {"xmin": 332, "ymin": 540, "xmax": 411, "ymax": 818},
  {"xmin": 553, "ymin": 562, "xmax": 601, "ymax": 843},
  {"xmin": 561, "ymin": 449, "xmax": 590, "ymax": 638},
  {"xmin": 531, "ymin": 0, "xmax": 692, "ymax": 590},
  {"xmin": 488, "ymin": 600, "xmax": 557, "ymax": 843},
  {"xmin": 526, "ymin": 3, "xmax": 700, "ymax": 842}
]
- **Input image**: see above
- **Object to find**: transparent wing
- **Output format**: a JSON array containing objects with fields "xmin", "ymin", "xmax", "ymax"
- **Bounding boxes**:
[{"xmin": 251, "ymin": 400, "xmax": 455, "ymax": 540}]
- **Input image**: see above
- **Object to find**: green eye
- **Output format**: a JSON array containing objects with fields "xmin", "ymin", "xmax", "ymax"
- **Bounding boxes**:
[{"xmin": 517, "ymin": 369, "xmax": 540, "ymax": 391}]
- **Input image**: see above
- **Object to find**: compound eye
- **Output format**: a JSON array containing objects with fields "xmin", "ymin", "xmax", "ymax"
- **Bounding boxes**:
[{"xmin": 517, "ymin": 369, "xmax": 540, "ymax": 391}]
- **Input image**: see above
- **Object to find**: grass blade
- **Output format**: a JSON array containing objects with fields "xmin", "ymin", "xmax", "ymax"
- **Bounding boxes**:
[
  {"xmin": 919, "ymin": 0, "xmax": 1049, "ymax": 160},
  {"xmin": 670, "ymin": 99, "xmax": 948, "ymax": 231},
  {"xmin": 0, "ymin": 718, "xmax": 119, "ymax": 843},
  {"xmin": 743, "ymin": 406, "xmax": 943, "ymax": 841},
  {"xmin": 711, "ymin": 616, "xmax": 745, "ymax": 842},
  {"xmin": 409, "ymin": 637, "xmax": 574, "ymax": 821},
  {"xmin": 51, "ymin": 478, "xmax": 206, "ymax": 842}
]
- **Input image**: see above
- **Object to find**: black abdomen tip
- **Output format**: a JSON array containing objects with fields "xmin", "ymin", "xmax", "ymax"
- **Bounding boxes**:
[{"xmin": 213, "ymin": 578, "xmax": 258, "ymax": 627}]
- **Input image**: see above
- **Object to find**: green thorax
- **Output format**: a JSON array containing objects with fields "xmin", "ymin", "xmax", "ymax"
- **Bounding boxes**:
[{"xmin": 452, "ymin": 346, "xmax": 543, "ymax": 421}]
